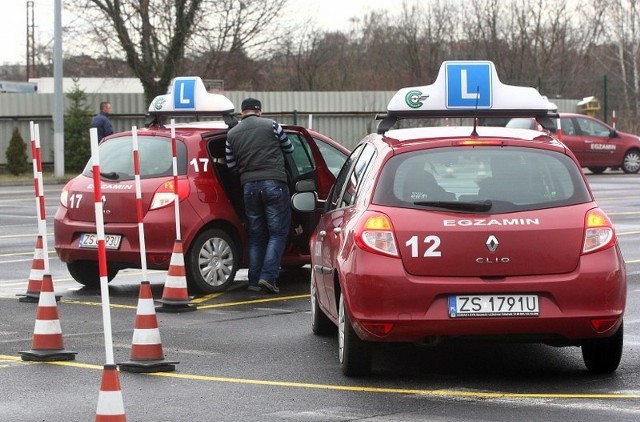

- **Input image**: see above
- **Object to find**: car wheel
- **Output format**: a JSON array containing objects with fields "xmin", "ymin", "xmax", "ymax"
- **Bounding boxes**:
[
  {"xmin": 311, "ymin": 271, "xmax": 334, "ymax": 336},
  {"xmin": 186, "ymin": 228, "xmax": 238, "ymax": 293},
  {"xmin": 67, "ymin": 261, "xmax": 118, "ymax": 288},
  {"xmin": 621, "ymin": 150, "xmax": 640, "ymax": 173},
  {"xmin": 581, "ymin": 322, "xmax": 623, "ymax": 374},
  {"xmin": 588, "ymin": 167, "xmax": 607, "ymax": 174},
  {"xmin": 338, "ymin": 293, "xmax": 372, "ymax": 376}
]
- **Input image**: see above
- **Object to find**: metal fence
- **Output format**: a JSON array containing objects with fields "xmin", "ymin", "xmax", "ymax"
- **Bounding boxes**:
[{"xmin": 0, "ymin": 92, "xmax": 579, "ymax": 167}]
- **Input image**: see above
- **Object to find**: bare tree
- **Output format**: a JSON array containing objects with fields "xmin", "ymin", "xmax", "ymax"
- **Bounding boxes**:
[{"xmin": 66, "ymin": 0, "xmax": 287, "ymax": 102}]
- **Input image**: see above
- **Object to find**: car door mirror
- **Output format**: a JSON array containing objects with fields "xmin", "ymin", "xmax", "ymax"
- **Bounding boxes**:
[
  {"xmin": 610, "ymin": 129, "xmax": 618, "ymax": 138},
  {"xmin": 295, "ymin": 179, "xmax": 316, "ymax": 192},
  {"xmin": 291, "ymin": 191, "xmax": 319, "ymax": 212}
]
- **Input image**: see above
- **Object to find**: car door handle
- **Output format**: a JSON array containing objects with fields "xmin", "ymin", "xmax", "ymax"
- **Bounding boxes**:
[{"xmin": 333, "ymin": 227, "xmax": 342, "ymax": 234}]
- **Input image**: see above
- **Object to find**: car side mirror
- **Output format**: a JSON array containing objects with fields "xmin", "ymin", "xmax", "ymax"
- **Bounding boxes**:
[
  {"xmin": 295, "ymin": 179, "xmax": 316, "ymax": 193},
  {"xmin": 610, "ymin": 129, "xmax": 618, "ymax": 138},
  {"xmin": 291, "ymin": 191, "xmax": 319, "ymax": 212}
]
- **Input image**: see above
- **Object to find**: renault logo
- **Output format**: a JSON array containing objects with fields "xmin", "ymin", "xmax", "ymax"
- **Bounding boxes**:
[{"xmin": 486, "ymin": 235, "xmax": 498, "ymax": 252}]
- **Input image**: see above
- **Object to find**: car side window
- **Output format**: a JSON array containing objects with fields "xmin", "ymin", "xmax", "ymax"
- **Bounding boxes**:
[
  {"xmin": 285, "ymin": 133, "xmax": 315, "ymax": 179},
  {"xmin": 314, "ymin": 137, "xmax": 348, "ymax": 178},
  {"xmin": 326, "ymin": 145, "xmax": 363, "ymax": 211},
  {"xmin": 338, "ymin": 143, "xmax": 377, "ymax": 208},
  {"xmin": 576, "ymin": 117, "xmax": 610, "ymax": 137},
  {"xmin": 560, "ymin": 117, "xmax": 576, "ymax": 135}
]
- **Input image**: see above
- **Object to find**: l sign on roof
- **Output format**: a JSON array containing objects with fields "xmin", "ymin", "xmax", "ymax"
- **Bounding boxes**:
[
  {"xmin": 174, "ymin": 78, "xmax": 196, "ymax": 109},
  {"xmin": 148, "ymin": 76, "xmax": 235, "ymax": 115},
  {"xmin": 445, "ymin": 62, "xmax": 492, "ymax": 109}
]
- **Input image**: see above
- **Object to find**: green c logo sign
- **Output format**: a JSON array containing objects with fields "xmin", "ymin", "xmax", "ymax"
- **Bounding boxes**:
[{"xmin": 405, "ymin": 90, "xmax": 424, "ymax": 108}]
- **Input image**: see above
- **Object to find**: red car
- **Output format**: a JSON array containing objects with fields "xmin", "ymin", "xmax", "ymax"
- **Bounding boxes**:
[
  {"xmin": 294, "ymin": 61, "xmax": 626, "ymax": 376},
  {"xmin": 54, "ymin": 77, "xmax": 349, "ymax": 293},
  {"xmin": 506, "ymin": 113, "xmax": 640, "ymax": 174}
]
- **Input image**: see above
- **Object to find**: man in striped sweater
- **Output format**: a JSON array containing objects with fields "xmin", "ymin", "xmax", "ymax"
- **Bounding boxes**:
[{"xmin": 226, "ymin": 98, "xmax": 294, "ymax": 294}]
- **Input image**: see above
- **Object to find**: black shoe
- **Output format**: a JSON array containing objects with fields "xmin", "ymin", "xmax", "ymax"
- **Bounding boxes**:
[
  {"xmin": 258, "ymin": 279, "xmax": 279, "ymax": 294},
  {"xmin": 247, "ymin": 285, "xmax": 262, "ymax": 292}
]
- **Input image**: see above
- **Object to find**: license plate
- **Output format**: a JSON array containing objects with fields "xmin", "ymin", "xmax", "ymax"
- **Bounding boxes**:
[
  {"xmin": 79, "ymin": 233, "xmax": 122, "ymax": 250},
  {"xmin": 449, "ymin": 294, "xmax": 539, "ymax": 318}
]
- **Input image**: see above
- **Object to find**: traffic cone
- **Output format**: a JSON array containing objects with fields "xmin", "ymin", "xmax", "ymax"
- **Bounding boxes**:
[
  {"xmin": 156, "ymin": 240, "xmax": 196, "ymax": 313},
  {"xmin": 95, "ymin": 364, "xmax": 126, "ymax": 421},
  {"xmin": 17, "ymin": 235, "xmax": 45, "ymax": 303},
  {"xmin": 118, "ymin": 281, "xmax": 178, "ymax": 373},
  {"xmin": 19, "ymin": 274, "xmax": 77, "ymax": 361}
]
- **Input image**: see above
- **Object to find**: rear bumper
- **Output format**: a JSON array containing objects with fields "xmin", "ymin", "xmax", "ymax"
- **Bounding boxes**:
[{"xmin": 340, "ymin": 245, "xmax": 626, "ymax": 343}]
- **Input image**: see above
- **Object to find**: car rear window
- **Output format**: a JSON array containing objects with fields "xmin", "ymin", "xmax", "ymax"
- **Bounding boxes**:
[
  {"xmin": 82, "ymin": 136, "xmax": 188, "ymax": 181},
  {"xmin": 372, "ymin": 146, "xmax": 591, "ymax": 213}
]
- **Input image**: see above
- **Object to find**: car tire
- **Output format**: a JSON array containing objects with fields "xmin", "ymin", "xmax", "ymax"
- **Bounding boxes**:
[
  {"xmin": 581, "ymin": 321, "xmax": 623, "ymax": 374},
  {"xmin": 588, "ymin": 167, "xmax": 607, "ymax": 174},
  {"xmin": 67, "ymin": 261, "xmax": 118, "ymax": 288},
  {"xmin": 311, "ymin": 271, "xmax": 335, "ymax": 336},
  {"xmin": 621, "ymin": 150, "xmax": 640, "ymax": 173},
  {"xmin": 186, "ymin": 228, "xmax": 238, "ymax": 293},
  {"xmin": 338, "ymin": 293, "xmax": 372, "ymax": 376}
]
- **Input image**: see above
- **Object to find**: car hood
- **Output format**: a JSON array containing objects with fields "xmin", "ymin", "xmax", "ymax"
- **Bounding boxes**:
[{"xmin": 384, "ymin": 204, "xmax": 593, "ymax": 277}]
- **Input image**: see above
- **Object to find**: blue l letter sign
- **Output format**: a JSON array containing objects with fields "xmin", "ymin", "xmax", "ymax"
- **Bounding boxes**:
[
  {"xmin": 445, "ymin": 62, "xmax": 492, "ymax": 109},
  {"xmin": 173, "ymin": 78, "xmax": 196, "ymax": 109}
]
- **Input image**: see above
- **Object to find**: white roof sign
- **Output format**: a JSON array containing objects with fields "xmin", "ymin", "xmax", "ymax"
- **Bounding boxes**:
[
  {"xmin": 386, "ymin": 61, "xmax": 548, "ymax": 113},
  {"xmin": 148, "ymin": 76, "xmax": 235, "ymax": 115}
]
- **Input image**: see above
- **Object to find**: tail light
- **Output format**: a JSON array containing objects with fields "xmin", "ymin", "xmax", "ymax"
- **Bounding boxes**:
[
  {"xmin": 59, "ymin": 181, "xmax": 72, "ymax": 208},
  {"xmin": 582, "ymin": 208, "xmax": 616, "ymax": 254},
  {"xmin": 355, "ymin": 212, "xmax": 399, "ymax": 257},
  {"xmin": 150, "ymin": 179, "xmax": 190, "ymax": 210}
]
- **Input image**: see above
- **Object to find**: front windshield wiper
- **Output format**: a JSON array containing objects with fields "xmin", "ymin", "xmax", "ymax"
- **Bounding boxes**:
[
  {"xmin": 413, "ymin": 200, "xmax": 493, "ymax": 212},
  {"xmin": 100, "ymin": 171, "xmax": 120, "ymax": 180}
]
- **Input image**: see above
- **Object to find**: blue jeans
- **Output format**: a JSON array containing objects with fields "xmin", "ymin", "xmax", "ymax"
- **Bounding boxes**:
[{"xmin": 243, "ymin": 180, "xmax": 291, "ymax": 286}]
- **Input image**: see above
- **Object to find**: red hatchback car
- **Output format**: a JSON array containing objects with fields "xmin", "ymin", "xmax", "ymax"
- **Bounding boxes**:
[
  {"xmin": 507, "ymin": 113, "xmax": 640, "ymax": 174},
  {"xmin": 294, "ymin": 61, "xmax": 626, "ymax": 376},
  {"xmin": 54, "ymin": 77, "xmax": 349, "ymax": 293}
]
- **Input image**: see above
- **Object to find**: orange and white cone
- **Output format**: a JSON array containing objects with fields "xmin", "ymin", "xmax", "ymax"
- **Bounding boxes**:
[
  {"xmin": 19, "ymin": 274, "xmax": 77, "ymax": 361},
  {"xmin": 18, "ymin": 235, "xmax": 45, "ymax": 302},
  {"xmin": 95, "ymin": 364, "xmax": 126, "ymax": 422},
  {"xmin": 156, "ymin": 240, "xmax": 196, "ymax": 313},
  {"xmin": 118, "ymin": 281, "xmax": 178, "ymax": 373}
]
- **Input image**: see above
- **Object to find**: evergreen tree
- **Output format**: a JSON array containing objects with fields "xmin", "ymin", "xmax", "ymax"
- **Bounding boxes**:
[
  {"xmin": 5, "ymin": 127, "xmax": 29, "ymax": 176},
  {"xmin": 64, "ymin": 81, "xmax": 93, "ymax": 172}
]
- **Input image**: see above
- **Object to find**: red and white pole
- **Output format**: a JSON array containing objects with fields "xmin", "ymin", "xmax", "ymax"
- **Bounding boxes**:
[
  {"xmin": 612, "ymin": 110, "xmax": 617, "ymax": 129},
  {"xmin": 90, "ymin": 127, "xmax": 116, "ymax": 365},
  {"xmin": 131, "ymin": 126, "xmax": 149, "ymax": 280},
  {"xmin": 32, "ymin": 123, "xmax": 50, "ymax": 273},
  {"xmin": 555, "ymin": 115, "xmax": 563, "ymax": 140},
  {"xmin": 170, "ymin": 119, "xmax": 182, "ymax": 241}
]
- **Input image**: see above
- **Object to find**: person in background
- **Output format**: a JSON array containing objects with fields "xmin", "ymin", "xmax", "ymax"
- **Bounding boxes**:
[
  {"xmin": 91, "ymin": 101, "xmax": 113, "ymax": 141},
  {"xmin": 225, "ymin": 98, "xmax": 294, "ymax": 294}
]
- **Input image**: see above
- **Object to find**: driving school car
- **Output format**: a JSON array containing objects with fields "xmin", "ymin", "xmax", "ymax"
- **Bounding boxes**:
[
  {"xmin": 54, "ymin": 77, "xmax": 349, "ymax": 293},
  {"xmin": 293, "ymin": 61, "xmax": 626, "ymax": 376},
  {"xmin": 506, "ymin": 113, "xmax": 640, "ymax": 174}
]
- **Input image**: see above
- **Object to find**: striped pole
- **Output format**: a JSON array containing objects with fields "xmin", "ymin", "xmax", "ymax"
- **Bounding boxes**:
[
  {"xmin": 170, "ymin": 119, "xmax": 181, "ymax": 241},
  {"xmin": 131, "ymin": 127, "xmax": 148, "ymax": 280},
  {"xmin": 555, "ymin": 114, "xmax": 563, "ymax": 140},
  {"xmin": 612, "ymin": 110, "xmax": 617, "ymax": 129},
  {"xmin": 34, "ymin": 124, "xmax": 50, "ymax": 274},
  {"xmin": 157, "ymin": 120, "xmax": 196, "ymax": 312},
  {"xmin": 90, "ymin": 127, "xmax": 116, "ymax": 365}
]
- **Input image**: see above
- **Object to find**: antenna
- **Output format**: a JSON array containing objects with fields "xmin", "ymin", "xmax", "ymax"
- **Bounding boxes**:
[{"xmin": 470, "ymin": 85, "xmax": 480, "ymax": 136}]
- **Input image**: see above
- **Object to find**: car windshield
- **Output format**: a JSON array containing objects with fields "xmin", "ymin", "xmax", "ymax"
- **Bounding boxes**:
[
  {"xmin": 372, "ymin": 146, "xmax": 592, "ymax": 213},
  {"xmin": 82, "ymin": 136, "xmax": 187, "ymax": 180}
]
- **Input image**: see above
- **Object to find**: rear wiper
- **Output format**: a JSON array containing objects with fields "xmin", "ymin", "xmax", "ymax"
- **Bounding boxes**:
[
  {"xmin": 413, "ymin": 200, "xmax": 492, "ymax": 212},
  {"xmin": 100, "ymin": 171, "xmax": 120, "ymax": 180}
]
